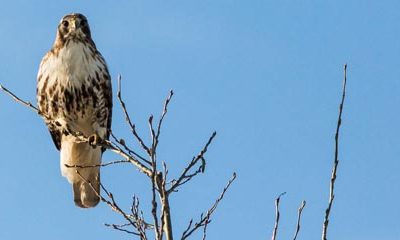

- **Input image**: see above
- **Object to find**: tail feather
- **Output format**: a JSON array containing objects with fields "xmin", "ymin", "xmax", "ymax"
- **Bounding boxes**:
[
  {"xmin": 73, "ymin": 172, "xmax": 100, "ymax": 208},
  {"xmin": 61, "ymin": 138, "xmax": 102, "ymax": 208}
]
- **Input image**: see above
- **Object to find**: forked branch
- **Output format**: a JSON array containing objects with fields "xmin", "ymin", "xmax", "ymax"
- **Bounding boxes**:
[
  {"xmin": 75, "ymin": 171, "xmax": 150, "ymax": 240},
  {"xmin": 117, "ymin": 75, "xmax": 151, "ymax": 156},
  {"xmin": 181, "ymin": 172, "xmax": 236, "ymax": 240},
  {"xmin": 169, "ymin": 132, "xmax": 217, "ymax": 194}
]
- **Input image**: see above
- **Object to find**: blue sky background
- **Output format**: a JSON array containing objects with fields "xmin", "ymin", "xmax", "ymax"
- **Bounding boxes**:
[{"xmin": 1, "ymin": 1, "xmax": 400, "ymax": 239}]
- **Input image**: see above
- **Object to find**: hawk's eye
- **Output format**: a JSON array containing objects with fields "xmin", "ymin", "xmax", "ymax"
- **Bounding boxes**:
[{"xmin": 62, "ymin": 20, "xmax": 69, "ymax": 28}]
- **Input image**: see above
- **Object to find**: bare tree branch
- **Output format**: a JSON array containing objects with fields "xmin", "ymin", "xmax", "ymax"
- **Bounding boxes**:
[
  {"xmin": 181, "ymin": 172, "xmax": 236, "ymax": 240},
  {"xmin": 158, "ymin": 173, "xmax": 173, "ymax": 240},
  {"xmin": 292, "ymin": 200, "xmax": 306, "ymax": 240},
  {"xmin": 130, "ymin": 196, "xmax": 154, "ymax": 232},
  {"xmin": 65, "ymin": 160, "xmax": 130, "ymax": 169},
  {"xmin": 321, "ymin": 64, "xmax": 348, "ymax": 240},
  {"xmin": 1, "ymin": 81, "xmax": 234, "ymax": 240},
  {"xmin": 0, "ymin": 83, "xmax": 153, "ymax": 177},
  {"xmin": 117, "ymin": 75, "xmax": 151, "ymax": 156},
  {"xmin": 104, "ymin": 223, "xmax": 140, "ymax": 236},
  {"xmin": 76, "ymin": 171, "xmax": 134, "ymax": 224},
  {"xmin": 159, "ymin": 162, "xmax": 169, "ymax": 240},
  {"xmin": 77, "ymin": 171, "xmax": 152, "ymax": 239},
  {"xmin": 271, "ymin": 192, "xmax": 286, "ymax": 240},
  {"xmin": 155, "ymin": 90, "xmax": 174, "ymax": 149},
  {"xmin": 169, "ymin": 132, "xmax": 216, "ymax": 194},
  {"xmin": 110, "ymin": 130, "xmax": 149, "ymax": 164},
  {"xmin": 105, "ymin": 140, "xmax": 152, "ymax": 177},
  {"xmin": 151, "ymin": 173, "xmax": 161, "ymax": 240},
  {"xmin": 0, "ymin": 84, "xmax": 40, "ymax": 113},
  {"xmin": 201, "ymin": 214, "xmax": 210, "ymax": 240}
]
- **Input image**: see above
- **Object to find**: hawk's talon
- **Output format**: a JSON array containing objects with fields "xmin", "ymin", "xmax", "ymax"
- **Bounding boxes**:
[{"xmin": 88, "ymin": 133, "xmax": 101, "ymax": 148}]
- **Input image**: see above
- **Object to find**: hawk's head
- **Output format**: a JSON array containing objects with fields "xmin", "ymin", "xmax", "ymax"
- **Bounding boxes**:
[{"xmin": 56, "ymin": 13, "xmax": 92, "ymax": 42}]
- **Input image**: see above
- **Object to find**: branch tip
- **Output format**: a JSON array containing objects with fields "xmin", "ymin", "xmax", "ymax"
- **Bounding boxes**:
[{"xmin": 322, "ymin": 64, "xmax": 347, "ymax": 240}]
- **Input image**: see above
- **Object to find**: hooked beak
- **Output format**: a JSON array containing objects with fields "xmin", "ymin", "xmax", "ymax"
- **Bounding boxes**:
[{"xmin": 70, "ymin": 17, "xmax": 80, "ymax": 30}]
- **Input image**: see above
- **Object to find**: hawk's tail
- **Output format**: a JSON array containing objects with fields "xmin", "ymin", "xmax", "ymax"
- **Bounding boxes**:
[
  {"xmin": 73, "ymin": 172, "xmax": 100, "ymax": 208},
  {"xmin": 60, "ymin": 139, "xmax": 102, "ymax": 208}
]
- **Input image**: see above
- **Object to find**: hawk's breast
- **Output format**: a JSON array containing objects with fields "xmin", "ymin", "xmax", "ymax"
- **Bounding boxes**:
[{"xmin": 37, "ymin": 40, "xmax": 109, "ymax": 135}]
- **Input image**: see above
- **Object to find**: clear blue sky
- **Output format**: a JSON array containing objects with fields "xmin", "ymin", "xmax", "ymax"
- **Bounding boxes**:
[{"xmin": 1, "ymin": 1, "xmax": 399, "ymax": 239}]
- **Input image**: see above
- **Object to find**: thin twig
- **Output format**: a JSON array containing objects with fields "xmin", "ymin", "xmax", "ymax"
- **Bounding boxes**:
[
  {"xmin": 117, "ymin": 75, "xmax": 151, "ymax": 155},
  {"xmin": 0, "ymin": 84, "xmax": 40, "ymax": 112},
  {"xmin": 154, "ymin": 90, "xmax": 174, "ymax": 149},
  {"xmin": 104, "ymin": 223, "xmax": 139, "ymax": 235},
  {"xmin": 130, "ymin": 196, "xmax": 155, "ymax": 231},
  {"xmin": 202, "ymin": 214, "xmax": 210, "ymax": 240},
  {"xmin": 271, "ymin": 192, "xmax": 286, "ymax": 240},
  {"xmin": 75, "ymin": 171, "xmax": 148, "ymax": 240},
  {"xmin": 106, "ymin": 140, "xmax": 152, "ymax": 177},
  {"xmin": 130, "ymin": 196, "xmax": 152, "ymax": 239},
  {"xmin": 293, "ymin": 200, "xmax": 306, "ymax": 240},
  {"xmin": 76, "ymin": 171, "xmax": 134, "ymax": 225},
  {"xmin": 110, "ymin": 130, "xmax": 149, "ymax": 164},
  {"xmin": 148, "ymin": 115, "xmax": 156, "ymax": 154},
  {"xmin": 181, "ymin": 172, "xmax": 236, "ymax": 240},
  {"xmin": 65, "ymin": 160, "xmax": 130, "ymax": 169},
  {"xmin": 321, "ymin": 64, "xmax": 347, "ymax": 240},
  {"xmin": 169, "ymin": 132, "xmax": 216, "ymax": 194}
]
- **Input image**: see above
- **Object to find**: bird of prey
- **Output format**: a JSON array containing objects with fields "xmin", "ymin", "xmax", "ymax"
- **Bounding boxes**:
[{"xmin": 36, "ymin": 13, "xmax": 112, "ymax": 208}]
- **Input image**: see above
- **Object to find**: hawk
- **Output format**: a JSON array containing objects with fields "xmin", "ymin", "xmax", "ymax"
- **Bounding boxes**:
[{"xmin": 36, "ymin": 13, "xmax": 112, "ymax": 208}]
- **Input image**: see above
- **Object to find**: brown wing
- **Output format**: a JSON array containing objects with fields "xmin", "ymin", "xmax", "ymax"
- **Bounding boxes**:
[
  {"xmin": 101, "ymin": 66, "xmax": 112, "ymax": 152},
  {"xmin": 37, "ymin": 53, "xmax": 62, "ymax": 151},
  {"xmin": 48, "ymin": 126, "xmax": 61, "ymax": 150},
  {"xmin": 91, "ymin": 52, "xmax": 112, "ymax": 153}
]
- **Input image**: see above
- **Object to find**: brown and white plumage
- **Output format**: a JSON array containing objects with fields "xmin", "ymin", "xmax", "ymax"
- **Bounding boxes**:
[{"xmin": 37, "ymin": 13, "xmax": 112, "ymax": 208}]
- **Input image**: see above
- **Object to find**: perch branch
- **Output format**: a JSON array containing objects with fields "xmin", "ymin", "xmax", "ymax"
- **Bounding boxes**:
[
  {"xmin": 65, "ymin": 159, "xmax": 130, "ymax": 169},
  {"xmin": 0, "ymin": 84, "xmax": 152, "ymax": 176}
]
